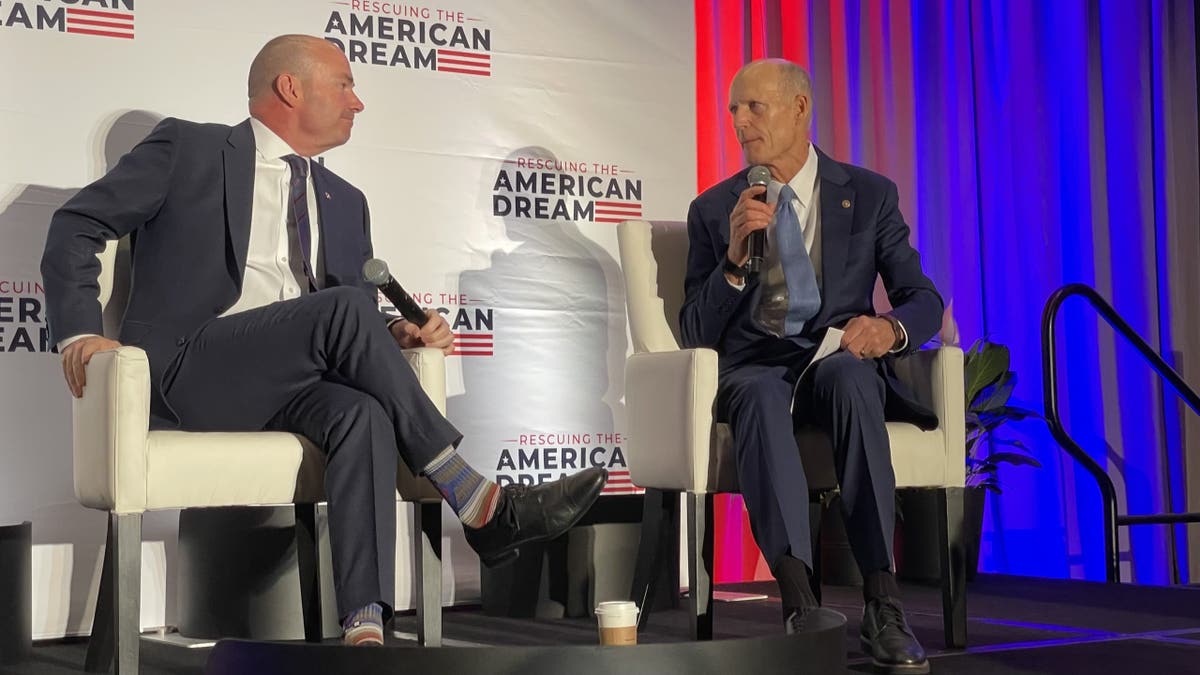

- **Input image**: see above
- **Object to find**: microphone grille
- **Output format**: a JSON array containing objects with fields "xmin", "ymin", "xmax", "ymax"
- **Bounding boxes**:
[
  {"xmin": 748, "ymin": 165, "xmax": 771, "ymax": 188},
  {"xmin": 362, "ymin": 258, "xmax": 390, "ymax": 285}
]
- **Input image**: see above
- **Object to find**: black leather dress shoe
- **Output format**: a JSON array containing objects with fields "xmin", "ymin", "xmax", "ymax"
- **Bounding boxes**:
[
  {"xmin": 860, "ymin": 597, "xmax": 929, "ymax": 674},
  {"xmin": 784, "ymin": 606, "xmax": 846, "ymax": 635},
  {"xmin": 464, "ymin": 468, "xmax": 608, "ymax": 567}
]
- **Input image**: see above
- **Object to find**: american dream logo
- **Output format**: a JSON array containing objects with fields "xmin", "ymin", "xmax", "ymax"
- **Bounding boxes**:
[
  {"xmin": 324, "ymin": 2, "xmax": 492, "ymax": 76},
  {"xmin": 493, "ymin": 431, "xmax": 642, "ymax": 495},
  {"xmin": 379, "ymin": 289, "xmax": 495, "ymax": 357},
  {"xmin": 0, "ymin": 0, "xmax": 134, "ymax": 39},
  {"xmin": 492, "ymin": 152, "xmax": 644, "ymax": 224}
]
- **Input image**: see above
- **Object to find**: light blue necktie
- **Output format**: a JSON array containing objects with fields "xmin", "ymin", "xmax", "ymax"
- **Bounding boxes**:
[{"xmin": 775, "ymin": 184, "xmax": 821, "ymax": 335}]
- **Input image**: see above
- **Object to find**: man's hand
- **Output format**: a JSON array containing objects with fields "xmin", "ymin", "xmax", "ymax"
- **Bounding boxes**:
[
  {"xmin": 61, "ymin": 336, "xmax": 122, "ymax": 398},
  {"xmin": 726, "ymin": 184, "xmax": 775, "ymax": 267},
  {"xmin": 389, "ymin": 309, "xmax": 454, "ymax": 355},
  {"xmin": 840, "ymin": 316, "xmax": 896, "ymax": 360}
]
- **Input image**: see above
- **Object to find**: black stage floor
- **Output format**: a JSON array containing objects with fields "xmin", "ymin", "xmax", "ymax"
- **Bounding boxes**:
[{"xmin": 4, "ymin": 574, "xmax": 1199, "ymax": 674}]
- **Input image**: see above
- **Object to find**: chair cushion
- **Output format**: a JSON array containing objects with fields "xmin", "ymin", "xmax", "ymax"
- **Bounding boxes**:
[
  {"xmin": 710, "ymin": 422, "xmax": 948, "ymax": 493},
  {"xmin": 144, "ymin": 431, "xmax": 325, "ymax": 510}
]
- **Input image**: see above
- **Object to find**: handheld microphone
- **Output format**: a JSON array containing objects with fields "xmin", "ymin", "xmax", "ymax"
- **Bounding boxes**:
[
  {"xmin": 362, "ymin": 258, "xmax": 428, "ymax": 327},
  {"xmin": 745, "ymin": 165, "xmax": 771, "ymax": 275}
]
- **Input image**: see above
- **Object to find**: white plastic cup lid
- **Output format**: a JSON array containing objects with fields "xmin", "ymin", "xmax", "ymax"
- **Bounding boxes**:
[{"xmin": 595, "ymin": 601, "xmax": 639, "ymax": 627}]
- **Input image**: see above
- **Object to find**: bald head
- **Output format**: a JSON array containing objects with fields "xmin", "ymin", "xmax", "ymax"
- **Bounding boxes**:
[
  {"xmin": 734, "ymin": 59, "xmax": 812, "ymax": 102},
  {"xmin": 248, "ymin": 34, "xmax": 337, "ymax": 101}
]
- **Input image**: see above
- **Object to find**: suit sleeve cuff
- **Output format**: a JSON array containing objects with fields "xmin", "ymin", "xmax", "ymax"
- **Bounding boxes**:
[{"xmin": 58, "ymin": 333, "xmax": 100, "ymax": 352}]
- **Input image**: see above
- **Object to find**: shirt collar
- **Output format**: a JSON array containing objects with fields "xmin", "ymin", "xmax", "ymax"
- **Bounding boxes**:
[
  {"xmin": 766, "ymin": 142, "xmax": 818, "ymax": 208},
  {"xmin": 248, "ymin": 116, "xmax": 303, "ymax": 163}
]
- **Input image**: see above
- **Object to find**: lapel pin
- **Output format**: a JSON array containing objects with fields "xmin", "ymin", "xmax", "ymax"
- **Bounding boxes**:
[
  {"xmin": 841, "ymin": 199, "xmax": 851, "ymax": 208},
  {"xmin": 324, "ymin": 191, "xmax": 331, "ymax": 200}
]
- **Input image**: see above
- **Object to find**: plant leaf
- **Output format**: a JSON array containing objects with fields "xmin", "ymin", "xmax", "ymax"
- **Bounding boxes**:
[
  {"xmin": 994, "ymin": 405, "xmax": 1042, "ymax": 421},
  {"xmin": 976, "ymin": 372, "xmax": 1017, "ymax": 412},
  {"xmin": 984, "ymin": 451, "xmax": 1042, "ymax": 468},
  {"xmin": 1003, "ymin": 401, "xmax": 1041, "ymax": 417},
  {"xmin": 991, "ymin": 438, "xmax": 1032, "ymax": 452},
  {"xmin": 964, "ymin": 342, "xmax": 1010, "ymax": 406}
]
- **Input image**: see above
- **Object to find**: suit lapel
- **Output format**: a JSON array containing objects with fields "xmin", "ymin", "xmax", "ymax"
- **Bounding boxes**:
[
  {"xmin": 722, "ymin": 169, "xmax": 752, "ymax": 246},
  {"xmin": 222, "ymin": 121, "xmax": 255, "ymax": 287},
  {"xmin": 816, "ymin": 148, "xmax": 853, "ymax": 304}
]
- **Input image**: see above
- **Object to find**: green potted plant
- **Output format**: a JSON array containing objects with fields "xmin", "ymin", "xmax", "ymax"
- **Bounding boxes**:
[
  {"xmin": 896, "ymin": 335, "xmax": 1042, "ymax": 582},
  {"xmin": 964, "ymin": 339, "xmax": 1043, "ymax": 489},
  {"xmin": 960, "ymin": 338, "xmax": 1042, "ymax": 576}
]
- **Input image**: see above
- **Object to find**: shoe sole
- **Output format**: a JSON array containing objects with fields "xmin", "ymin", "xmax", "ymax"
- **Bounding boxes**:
[
  {"xmin": 858, "ymin": 637, "xmax": 930, "ymax": 674},
  {"xmin": 478, "ymin": 471, "xmax": 608, "ymax": 568}
]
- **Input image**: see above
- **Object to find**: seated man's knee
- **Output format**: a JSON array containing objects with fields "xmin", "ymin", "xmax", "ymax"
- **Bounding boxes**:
[
  {"xmin": 810, "ymin": 353, "xmax": 884, "ymax": 403},
  {"xmin": 322, "ymin": 286, "xmax": 378, "ymax": 317}
]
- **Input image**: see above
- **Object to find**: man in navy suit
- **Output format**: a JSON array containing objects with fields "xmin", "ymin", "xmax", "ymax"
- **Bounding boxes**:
[
  {"xmin": 681, "ymin": 59, "xmax": 940, "ymax": 673},
  {"xmin": 41, "ymin": 34, "xmax": 606, "ymax": 646}
]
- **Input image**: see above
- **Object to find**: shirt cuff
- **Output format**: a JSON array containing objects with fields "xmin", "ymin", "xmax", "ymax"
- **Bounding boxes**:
[{"xmin": 888, "ymin": 318, "xmax": 909, "ymax": 354}]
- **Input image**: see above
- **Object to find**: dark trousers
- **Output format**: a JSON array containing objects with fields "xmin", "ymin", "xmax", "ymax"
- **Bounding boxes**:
[
  {"xmin": 717, "ymin": 350, "xmax": 895, "ymax": 577},
  {"xmin": 162, "ymin": 287, "xmax": 461, "ymax": 618}
]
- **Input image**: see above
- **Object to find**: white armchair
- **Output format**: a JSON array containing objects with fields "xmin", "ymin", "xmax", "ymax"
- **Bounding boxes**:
[
  {"xmin": 617, "ymin": 220, "xmax": 967, "ymax": 647},
  {"xmin": 79, "ymin": 239, "xmax": 447, "ymax": 674}
]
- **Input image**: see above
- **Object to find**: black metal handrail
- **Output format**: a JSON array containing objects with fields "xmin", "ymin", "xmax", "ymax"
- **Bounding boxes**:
[{"xmin": 1042, "ymin": 283, "xmax": 1200, "ymax": 583}]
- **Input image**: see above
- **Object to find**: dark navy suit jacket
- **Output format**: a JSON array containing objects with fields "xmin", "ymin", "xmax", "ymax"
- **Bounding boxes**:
[
  {"xmin": 41, "ymin": 117, "xmax": 382, "ymax": 424},
  {"xmin": 679, "ymin": 148, "xmax": 944, "ymax": 426}
]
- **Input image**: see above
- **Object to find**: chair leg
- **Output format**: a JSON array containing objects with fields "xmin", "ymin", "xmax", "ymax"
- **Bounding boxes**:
[
  {"xmin": 85, "ymin": 521, "xmax": 115, "ymax": 673},
  {"xmin": 293, "ymin": 503, "xmax": 323, "ymax": 643},
  {"xmin": 808, "ymin": 492, "xmax": 826, "ymax": 606},
  {"xmin": 86, "ymin": 513, "xmax": 141, "ymax": 674},
  {"xmin": 414, "ymin": 501, "xmax": 442, "ymax": 647},
  {"xmin": 937, "ymin": 487, "xmax": 968, "ymax": 648},
  {"xmin": 686, "ymin": 493, "xmax": 714, "ymax": 641},
  {"xmin": 629, "ymin": 488, "xmax": 680, "ymax": 629}
]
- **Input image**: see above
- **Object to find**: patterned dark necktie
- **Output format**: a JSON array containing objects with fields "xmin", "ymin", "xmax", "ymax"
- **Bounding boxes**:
[{"xmin": 281, "ymin": 154, "xmax": 317, "ymax": 292}]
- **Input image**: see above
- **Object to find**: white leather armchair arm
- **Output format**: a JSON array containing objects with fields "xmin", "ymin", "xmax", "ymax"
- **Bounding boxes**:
[
  {"xmin": 398, "ymin": 347, "xmax": 446, "ymax": 500},
  {"xmin": 892, "ymin": 345, "xmax": 966, "ymax": 487},
  {"xmin": 402, "ymin": 348, "xmax": 447, "ymax": 416},
  {"xmin": 624, "ymin": 348, "xmax": 720, "ymax": 493},
  {"xmin": 73, "ymin": 346, "xmax": 151, "ymax": 514}
]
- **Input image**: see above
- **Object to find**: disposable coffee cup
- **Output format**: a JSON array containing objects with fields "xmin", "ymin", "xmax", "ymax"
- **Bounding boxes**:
[{"xmin": 595, "ymin": 601, "xmax": 639, "ymax": 646}]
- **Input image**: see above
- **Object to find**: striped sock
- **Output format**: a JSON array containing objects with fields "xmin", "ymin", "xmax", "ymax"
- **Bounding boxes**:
[
  {"xmin": 341, "ymin": 602, "xmax": 383, "ymax": 646},
  {"xmin": 423, "ymin": 446, "xmax": 502, "ymax": 529}
]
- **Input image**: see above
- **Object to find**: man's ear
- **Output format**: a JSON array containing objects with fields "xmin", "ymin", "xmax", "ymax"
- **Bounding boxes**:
[
  {"xmin": 794, "ymin": 93, "xmax": 809, "ymax": 123},
  {"xmin": 274, "ymin": 73, "xmax": 302, "ymax": 108}
]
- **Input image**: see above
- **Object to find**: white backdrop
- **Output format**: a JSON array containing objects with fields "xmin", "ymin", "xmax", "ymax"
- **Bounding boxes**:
[{"xmin": 0, "ymin": 0, "xmax": 695, "ymax": 638}]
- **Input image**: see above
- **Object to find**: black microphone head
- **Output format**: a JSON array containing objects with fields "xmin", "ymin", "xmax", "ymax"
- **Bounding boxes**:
[
  {"xmin": 748, "ymin": 165, "xmax": 771, "ymax": 188},
  {"xmin": 362, "ymin": 258, "xmax": 390, "ymax": 286}
]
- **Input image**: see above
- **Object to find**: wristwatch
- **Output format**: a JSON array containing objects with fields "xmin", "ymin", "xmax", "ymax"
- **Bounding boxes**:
[
  {"xmin": 722, "ymin": 256, "xmax": 748, "ymax": 280},
  {"xmin": 880, "ymin": 314, "xmax": 905, "ymax": 351}
]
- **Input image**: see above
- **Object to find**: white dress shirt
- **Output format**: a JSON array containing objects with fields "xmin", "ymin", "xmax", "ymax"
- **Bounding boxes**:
[{"xmin": 223, "ymin": 117, "xmax": 323, "ymax": 317}]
